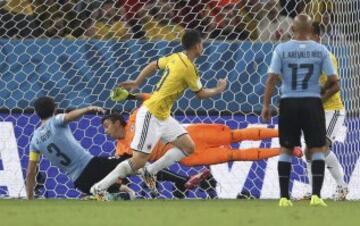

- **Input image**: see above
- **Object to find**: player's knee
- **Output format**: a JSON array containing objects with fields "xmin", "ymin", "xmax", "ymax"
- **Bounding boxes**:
[
  {"xmin": 131, "ymin": 152, "xmax": 149, "ymax": 170},
  {"xmin": 183, "ymin": 140, "xmax": 195, "ymax": 155}
]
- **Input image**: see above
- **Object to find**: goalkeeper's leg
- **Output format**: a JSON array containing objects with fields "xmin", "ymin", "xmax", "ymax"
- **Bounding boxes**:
[
  {"xmin": 185, "ymin": 124, "xmax": 278, "ymax": 146},
  {"xmin": 179, "ymin": 146, "xmax": 301, "ymax": 167},
  {"xmin": 231, "ymin": 127, "xmax": 278, "ymax": 142}
]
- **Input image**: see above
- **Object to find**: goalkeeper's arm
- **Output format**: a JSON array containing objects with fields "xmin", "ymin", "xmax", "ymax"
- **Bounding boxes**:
[{"xmin": 111, "ymin": 87, "xmax": 151, "ymax": 102}]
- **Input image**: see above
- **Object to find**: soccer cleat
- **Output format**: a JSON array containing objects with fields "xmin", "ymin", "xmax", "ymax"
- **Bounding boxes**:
[
  {"xmin": 278, "ymin": 197, "xmax": 293, "ymax": 207},
  {"xmin": 141, "ymin": 167, "xmax": 159, "ymax": 196},
  {"xmin": 110, "ymin": 87, "xmax": 129, "ymax": 102},
  {"xmin": 90, "ymin": 184, "xmax": 108, "ymax": 201},
  {"xmin": 185, "ymin": 168, "xmax": 211, "ymax": 189},
  {"xmin": 310, "ymin": 195, "xmax": 327, "ymax": 207},
  {"xmin": 334, "ymin": 184, "xmax": 349, "ymax": 201},
  {"xmin": 292, "ymin": 147, "xmax": 303, "ymax": 158}
]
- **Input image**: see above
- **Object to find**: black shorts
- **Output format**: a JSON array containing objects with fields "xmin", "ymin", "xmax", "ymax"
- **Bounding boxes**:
[
  {"xmin": 74, "ymin": 154, "xmax": 131, "ymax": 194},
  {"xmin": 279, "ymin": 97, "xmax": 326, "ymax": 149}
]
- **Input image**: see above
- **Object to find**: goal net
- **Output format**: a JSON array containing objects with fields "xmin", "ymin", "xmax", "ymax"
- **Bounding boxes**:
[{"xmin": 0, "ymin": 0, "xmax": 359, "ymax": 200}]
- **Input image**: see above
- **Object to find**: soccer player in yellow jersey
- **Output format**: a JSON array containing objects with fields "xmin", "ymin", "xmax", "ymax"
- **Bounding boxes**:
[
  {"xmin": 91, "ymin": 30, "xmax": 227, "ymax": 196},
  {"xmin": 305, "ymin": 22, "xmax": 348, "ymax": 200}
]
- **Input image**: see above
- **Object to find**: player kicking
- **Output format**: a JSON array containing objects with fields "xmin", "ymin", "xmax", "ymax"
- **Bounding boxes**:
[
  {"xmin": 109, "ymin": 89, "xmax": 303, "ymax": 168},
  {"xmin": 90, "ymin": 30, "xmax": 226, "ymax": 196},
  {"xmin": 262, "ymin": 14, "xmax": 339, "ymax": 207},
  {"xmin": 303, "ymin": 22, "xmax": 348, "ymax": 201},
  {"xmin": 26, "ymin": 96, "xmax": 135, "ymax": 200}
]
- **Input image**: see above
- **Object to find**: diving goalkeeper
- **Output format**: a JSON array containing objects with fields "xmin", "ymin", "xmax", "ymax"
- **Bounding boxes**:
[{"xmin": 105, "ymin": 89, "xmax": 302, "ymax": 173}]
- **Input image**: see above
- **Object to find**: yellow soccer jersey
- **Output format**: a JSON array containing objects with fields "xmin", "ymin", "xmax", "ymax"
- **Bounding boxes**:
[
  {"xmin": 144, "ymin": 52, "xmax": 203, "ymax": 120},
  {"xmin": 320, "ymin": 52, "xmax": 344, "ymax": 110}
]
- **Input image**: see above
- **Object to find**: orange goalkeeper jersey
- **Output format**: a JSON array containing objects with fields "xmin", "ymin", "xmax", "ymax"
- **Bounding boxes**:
[{"xmin": 115, "ymin": 108, "xmax": 137, "ymax": 156}]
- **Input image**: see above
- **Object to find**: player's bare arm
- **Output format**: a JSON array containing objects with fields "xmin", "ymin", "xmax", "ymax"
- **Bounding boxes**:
[
  {"xmin": 321, "ymin": 75, "xmax": 340, "ymax": 102},
  {"xmin": 25, "ymin": 159, "xmax": 38, "ymax": 200},
  {"xmin": 120, "ymin": 61, "xmax": 158, "ymax": 90},
  {"xmin": 196, "ymin": 78, "xmax": 227, "ymax": 99},
  {"xmin": 261, "ymin": 73, "xmax": 280, "ymax": 122},
  {"xmin": 63, "ymin": 106, "xmax": 106, "ymax": 123}
]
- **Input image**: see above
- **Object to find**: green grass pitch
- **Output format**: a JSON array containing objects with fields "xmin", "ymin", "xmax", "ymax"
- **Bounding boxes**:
[{"xmin": 0, "ymin": 199, "xmax": 358, "ymax": 226}]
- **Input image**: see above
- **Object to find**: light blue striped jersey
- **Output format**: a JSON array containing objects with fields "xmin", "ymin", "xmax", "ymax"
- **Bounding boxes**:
[
  {"xmin": 268, "ymin": 40, "xmax": 336, "ymax": 98},
  {"xmin": 30, "ymin": 114, "xmax": 92, "ymax": 181}
]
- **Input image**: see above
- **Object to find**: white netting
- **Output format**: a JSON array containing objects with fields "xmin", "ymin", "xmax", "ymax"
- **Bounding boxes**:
[{"xmin": 0, "ymin": 0, "xmax": 359, "ymax": 199}]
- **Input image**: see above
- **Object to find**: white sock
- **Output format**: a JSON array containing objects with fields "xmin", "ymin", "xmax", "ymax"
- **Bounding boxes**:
[
  {"xmin": 325, "ymin": 151, "xmax": 346, "ymax": 186},
  {"xmin": 147, "ymin": 147, "xmax": 187, "ymax": 175},
  {"xmin": 95, "ymin": 160, "xmax": 134, "ymax": 191},
  {"xmin": 306, "ymin": 161, "xmax": 312, "ymax": 193}
]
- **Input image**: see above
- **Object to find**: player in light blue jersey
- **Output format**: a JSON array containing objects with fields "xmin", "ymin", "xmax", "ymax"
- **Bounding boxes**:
[
  {"xmin": 261, "ymin": 14, "xmax": 339, "ymax": 207},
  {"xmin": 26, "ymin": 96, "xmax": 134, "ymax": 200}
]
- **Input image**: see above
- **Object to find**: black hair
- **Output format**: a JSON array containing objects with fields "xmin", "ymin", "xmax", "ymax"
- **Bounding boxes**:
[
  {"xmin": 102, "ymin": 113, "xmax": 127, "ymax": 127},
  {"xmin": 312, "ymin": 22, "xmax": 322, "ymax": 36},
  {"xmin": 181, "ymin": 30, "xmax": 202, "ymax": 50},
  {"xmin": 34, "ymin": 96, "xmax": 56, "ymax": 120}
]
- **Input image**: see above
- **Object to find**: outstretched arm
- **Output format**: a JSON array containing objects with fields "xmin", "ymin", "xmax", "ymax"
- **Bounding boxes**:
[
  {"xmin": 120, "ymin": 61, "xmax": 158, "ymax": 90},
  {"xmin": 110, "ymin": 87, "xmax": 152, "ymax": 102},
  {"xmin": 26, "ymin": 157, "xmax": 38, "ymax": 200},
  {"xmin": 63, "ymin": 106, "xmax": 105, "ymax": 123},
  {"xmin": 127, "ymin": 93, "xmax": 152, "ymax": 102}
]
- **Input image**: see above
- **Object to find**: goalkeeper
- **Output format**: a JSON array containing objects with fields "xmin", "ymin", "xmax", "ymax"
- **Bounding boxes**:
[{"xmin": 107, "ymin": 88, "xmax": 303, "ymax": 171}]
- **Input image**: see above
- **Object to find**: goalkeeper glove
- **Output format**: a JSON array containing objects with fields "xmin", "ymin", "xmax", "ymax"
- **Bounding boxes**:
[{"xmin": 110, "ymin": 87, "xmax": 129, "ymax": 102}]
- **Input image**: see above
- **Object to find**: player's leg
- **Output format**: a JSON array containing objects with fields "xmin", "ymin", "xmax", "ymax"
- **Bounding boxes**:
[
  {"xmin": 302, "ymin": 98, "xmax": 327, "ymax": 206},
  {"xmin": 232, "ymin": 147, "xmax": 295, "ymax": 160},
  {"xmin": 186, "ymin": 124, "xmax": 232, "ymax": 146},
  {"xmin": 305, "ymin": 110, "xmax": 348, "ymax": 200},
  {"xmin": 305, "ymin": 143, "xmax": 348, "ymax": 200},
  {"xmin": 231, "ymin": 127, "xmax": 279, "ymax": 142},
  {"xmin": 91, "ymin": 106, "xmax": 160, "ymax": 195},
  {"xmin": 146, "ymin": 116, "xmax": 193, "ymax": 175},
  {"xmin": 74, "ymin": 155, "xmax": 136, "ymax": 200},
  {"xmin": 186, "ymin": 124, "xmax": 279, "ymax": 145},
  {"xmin": 277, "ymin": 98, "xmax": 301, "ymax": 207},
  {"xmin": 324, "ymin": 110, "xmax": 348, "ymax": 200},
  {"xmin": 180, "ymin": 146, "xmax": 283, "ymax": 166},
  {"xmin": 157, "ymin": 168, "xmax": 209, "ymax": 192}
]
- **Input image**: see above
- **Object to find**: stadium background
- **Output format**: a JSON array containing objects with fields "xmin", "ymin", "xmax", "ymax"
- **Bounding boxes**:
[{"xmin": 1, "ymin": 0, "xmax": 360, "ymax": 200}]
